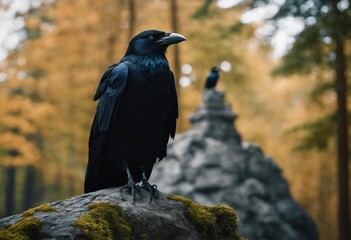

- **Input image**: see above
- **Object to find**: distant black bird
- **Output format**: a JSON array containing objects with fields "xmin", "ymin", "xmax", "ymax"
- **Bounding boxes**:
[
  {"xmin": 204, "ymin": 66, "xmax": 220, "ymax": 89},
  {"xmin": 84, "ymin": 30, "xmax": 186, "ymax": 203}
]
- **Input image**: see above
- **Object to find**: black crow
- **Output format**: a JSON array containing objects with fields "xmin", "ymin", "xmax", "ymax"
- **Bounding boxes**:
[
  {"xmin": 204, "ymin": 66, "xmax": 220, "ymax": 89},
  {"xmin": 84, "ymin": 30, "xmax": 186, "ymax": 203}
]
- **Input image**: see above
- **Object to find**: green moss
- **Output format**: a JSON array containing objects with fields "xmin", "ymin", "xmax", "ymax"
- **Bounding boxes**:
[
  {"xmin": 75, "ymin": 202, "xmax": 132, "ymax": 240},
  {"xmin": 22, "ymin": 204, "xmax": 57, "ymax": 218},
  {"xmin": 209, "ymin": 205, "xmax": 242, "ymax": 240},
  {"xmin": 0, "ymin": 217, "xmax": 42, "ymax": 240},
  {"xmin": 0, "ymin": 204, "xmax": 55, "ymax": 240},
  {"xmin": 167, "ymin": 194, "xmax": 243, "ymax": 240},
  {"xmin": 138, "ymin": 234, "xmax": 148, "ymax": 240}
]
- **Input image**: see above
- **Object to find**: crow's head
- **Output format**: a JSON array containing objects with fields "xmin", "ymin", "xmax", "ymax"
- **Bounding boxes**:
[
  {"xmin": 126, "ymin": 30, "xmax": 186, "ymax": 56},
  {"xmin": 211, "ymin": 66, "xmax": 220, "ymax": 72}
]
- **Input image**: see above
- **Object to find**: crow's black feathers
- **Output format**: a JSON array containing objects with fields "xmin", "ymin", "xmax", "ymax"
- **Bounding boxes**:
[{"xmin": 84, "ymin": 30, "xmax": 185, "ymax": 193}]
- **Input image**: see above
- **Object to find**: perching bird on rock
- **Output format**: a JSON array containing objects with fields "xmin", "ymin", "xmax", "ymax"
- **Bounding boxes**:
[
  {"xmin": 204, "ymin": 66, "xmax": 220, "ymax": 89},
  {"xmin": 84, "ymin": 30, "xmax": 186, "ymax": 204}
]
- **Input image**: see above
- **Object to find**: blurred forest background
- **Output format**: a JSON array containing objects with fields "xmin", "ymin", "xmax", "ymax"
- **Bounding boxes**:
[{"xmin": 0, "ymin": 0, "xmax": 350, "ymax": 240}]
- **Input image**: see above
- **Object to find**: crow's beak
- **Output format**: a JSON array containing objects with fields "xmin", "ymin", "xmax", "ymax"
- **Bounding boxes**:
[{"xmin": 158, "ymin": 32, "xmax": 186, "ymax": 46}]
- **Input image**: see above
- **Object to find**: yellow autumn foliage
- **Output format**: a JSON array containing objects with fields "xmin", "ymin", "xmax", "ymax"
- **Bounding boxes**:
[{"xmin": 0, "ymin": 132, "xmax": 40, "ymax": 167}]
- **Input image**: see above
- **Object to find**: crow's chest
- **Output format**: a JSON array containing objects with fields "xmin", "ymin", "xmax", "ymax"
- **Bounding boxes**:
[{"xmin": 126, "ymin": 71, "xmax": 171, "ymax": 111}]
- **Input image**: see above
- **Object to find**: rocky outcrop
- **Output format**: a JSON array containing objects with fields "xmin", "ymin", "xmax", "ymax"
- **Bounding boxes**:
[
  {"xmin": 0, "ymin": 187, "xmax": 243, "ymax": 240},
  {"xmin": 150, "ymin": 89, "xmax": 318, "ymax": 240}
]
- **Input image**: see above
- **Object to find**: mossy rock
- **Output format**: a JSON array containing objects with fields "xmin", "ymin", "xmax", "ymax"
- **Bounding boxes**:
[
  {"xmin": 0, "ymin": 217, "xmax": 41, "ymax": 240},
  {"xmin": 74, "ymin": 195, "xmax": 242, "ymax": 240},
  {"xmin": 22, "ymin": 204, "xmax": 57, "ymax": 218},
  {"xmin": 75, "ymin": 202, "xmax": 132, "ymax": 240},
  {"xmin": 0, "ymin": 204, "xmax": 56, "ymax": 240},
  {"xmin": 0, "ymin": 188, "xmax": 243, "ymax": 240},
  {"xmin": 167, "ymin": 194, "xmax": 243, "ymax": 240},
  {"xmin": 74, "ymin": 202, "xmax": 168, "ymax": 240}
]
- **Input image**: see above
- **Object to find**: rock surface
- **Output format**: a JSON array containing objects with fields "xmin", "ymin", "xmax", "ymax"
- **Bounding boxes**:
[
  {"xmin": 150, "ymin": 89, "xmax": 318, "ymax": 240},
  {"xmin": 0, "ymin": 187, "xmax": 242, "ymax": 240}
]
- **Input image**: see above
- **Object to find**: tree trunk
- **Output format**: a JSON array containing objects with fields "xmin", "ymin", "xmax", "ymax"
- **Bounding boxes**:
[
  {"xmin": 5, "ymin": 167, "xmax": 16, "ymax": 216},
  {"xmin": 54, "ymin": 169, "xmax": 62, "ymax": 200},
  {"xmin": 22, "ymin": 166, "xmax": 37, "ymax": 211},
  {"xmin": 332, "ymin": 1, "xmax": 350, "ymax": 240},
  {"xmin": 170, "ymin": 0, "xmax": 181, "ymax": 93},
  {"xmin": 334, "ymin": 38, "xmax": 350, "ymax": 240},
  {"xmin": 128, "ymin": 0, "xmax": 136, "ymax": 39},
  {"xmin": 317, "ymin": 156, "xmax": 337, "ymax": 240}
]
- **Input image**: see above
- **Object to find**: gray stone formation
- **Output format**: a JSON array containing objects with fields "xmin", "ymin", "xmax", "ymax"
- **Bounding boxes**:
[
  {"xmin": 150, "ymin": 89, "xmax": 318, "ymax": 240},
  {"xmin": 0, "ymin": 187, "xmax": 242, "ymax": 240}
]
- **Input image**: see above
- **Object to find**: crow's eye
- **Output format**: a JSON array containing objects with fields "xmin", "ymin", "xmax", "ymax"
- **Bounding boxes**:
[{"xmin": 149, "ymin": 36, "xmax": 154, "ymax": 40}]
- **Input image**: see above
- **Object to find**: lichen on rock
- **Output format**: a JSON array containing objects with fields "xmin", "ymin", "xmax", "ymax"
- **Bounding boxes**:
[
  {"xmin": 0, "ymin": 204, "xmax": 56, "ymax": 240},
  {"xmin": 0, "ymin": 217, "xmax": 42, "ymax": 240},
  {"xmin": 0, "ymin": 188, "xmax": 243, "ymax": 240},
  {"xmin": 167, "ymin": 194, "xmax": 242, "ymax": 240},
  {"xmin": 22, "ymin": 204, "xmax": 57, "ymax": 218},
  {"xmin": 75, "ymin": 202, "xmax": 132, "ymax": 240}
]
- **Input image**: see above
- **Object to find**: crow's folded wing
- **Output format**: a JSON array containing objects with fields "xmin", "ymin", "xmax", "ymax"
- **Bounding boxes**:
[
  {"xmin": 94, "ymin": 62, "xmax": 128, "ymax": 132},
  {"xmin": 169, "ymin": 71, "xmax": 178, "ymax": 139}
]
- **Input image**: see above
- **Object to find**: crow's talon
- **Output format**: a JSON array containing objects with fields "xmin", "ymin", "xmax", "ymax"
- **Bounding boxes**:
[
  {"xmin": 120, "ymin": 178, "xmax": 140, "ymax": 204},
  {"xmin": 142, "ymin": 181, "xmax": 159, "ymax": 203}
]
